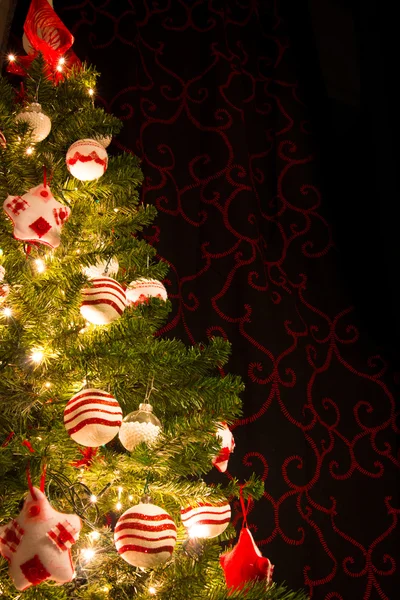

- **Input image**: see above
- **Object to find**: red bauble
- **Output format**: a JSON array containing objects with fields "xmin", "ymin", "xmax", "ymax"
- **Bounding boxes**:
[{"xmin": 220, "ymin": 527, "xmax": 274, "ymax": 593}]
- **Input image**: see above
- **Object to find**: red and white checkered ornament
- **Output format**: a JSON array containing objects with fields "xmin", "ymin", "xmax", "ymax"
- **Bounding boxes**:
[
  {"xmin": 181, "ymin": 502, "xmax": 231, "ymax": 538},
  {"xmin": 64, "ymin": 388, "xmax": 123, "ymax": 447},
  {"xmin": 3, "ymin": 184, "xmax": 70, "ymax": 248},
  {"xmin": 80, "ymin": 276, "xmax": 127, "ymax": 325},
  {"xmin": 0, "ymin": 487, "xmax": 81, "ymax": 591},
  {"xmin": 114, "ymin": 501, "xmax": 177, "ymax": 568},
  {"xmin": 212, "ymin": 423, "xmax": 235, "ymax": 473},
  {"xmin": 66, "ymin": 138, "xmax": 108, "ymax": 181},
  {"xmin": 126, "ymin": 278, "xmax": 167, "ymax": 306}
]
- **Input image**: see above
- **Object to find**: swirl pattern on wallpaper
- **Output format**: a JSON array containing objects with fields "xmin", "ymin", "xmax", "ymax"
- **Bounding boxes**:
[{"xmin": 26, "ymin": 0, "xmax": 397, "ymax": 597}]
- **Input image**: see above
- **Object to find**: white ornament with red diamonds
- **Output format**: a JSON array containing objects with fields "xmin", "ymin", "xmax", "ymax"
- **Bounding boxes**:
[
  {"xmin": 80, "ymin": 276, "xmax": 126, "ymax": 325},
  {"xmin": 83, "ymin": 257, "xmax": 119, "ymax": 279},
  {"xmin": 0, "ymin": 486, "xmax": 81, "ymax": 591},
  {"xmin": 15, "ymin": 103, "xmax": 52, "ymax": 143},
  {"xmin": 212, "ymin": 423, "xmax": 235, "ymax": 473},
  {"xmin": 126, "ymin": 278, "xmax": 167, "ymax": 306},
  {"xmin": 64, "ymin": 388, "xmax": 123, "ymax": 447},
  {"xmin": 181, "ymin": 502, "xmax": 231, "ymax": 538},
  {"xmin": 114, "ymin": 502, "xmax": 177, "ymax": 568},
  {"xmin": 3, "ymin": 184, "xmax": 70, "ymax": 248},
  {"xmin": 66, "ymin": 138, "xmax": 108, "ymax": 181}
]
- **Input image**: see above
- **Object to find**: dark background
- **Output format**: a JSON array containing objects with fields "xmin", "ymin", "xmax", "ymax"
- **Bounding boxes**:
[{"xmin": 6, "ymin": 1, "xmax": 399, "ymax": 598}]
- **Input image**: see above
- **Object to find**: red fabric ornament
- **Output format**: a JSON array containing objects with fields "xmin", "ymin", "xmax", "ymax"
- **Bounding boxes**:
[
  {"xmin": 7, "ymin": 0, "xmax": 80, "ymax": 82},
  {"xmin": 220, "ymin": 527, "xmax": 274, "ymax": 593}
]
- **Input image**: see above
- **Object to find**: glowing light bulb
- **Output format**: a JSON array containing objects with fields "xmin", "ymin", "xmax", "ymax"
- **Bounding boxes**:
[
  {"xmin": 81, "ymin": 548, "xmax": 95, "ymax": 561},
  {"xmin": 148, "ymin": 586, "xmax": 157, "ymax": 595},
  {"xmin": 116, "ymin": 501, "xmax": 122, "ymax": 510},
  {"xmin": 31, "ymin": 349, "xmax": 44, "ymax": 363},
  {"xmin": 188, "ymin": 525, "xmax": 206, "ymax": 539},
  {"xmin": 35, "ymin": 258, "xmax": 45, "ymax": 273},
  {"xmin": 128, "ymin": 495, "xmax": 133, "ymax": 502},
  {"xmin": 102, "ymin": 586, "xmax": 110, "ymax": 593},
  {"xmin": 56, "ymin": 64, "xmax": 63, "ymax": 72},
  {"xmin": 45, "ymin": 381, "xmax": 51, "ymax": 388},
  {"xmin": 58, "ymin": 57, "xmax": 66, "ymax": 65},
  {"xmin": 90, "ymin": 494, "xmax": 97, "ymax": 503},
  {"xmin": 88, "ymin": 88, "xmax": 94, "ymax": 96},
  {"xmin": 2, "ymin": 307, "xmax": 12, "ymax": 317},
  {"xmin": 89, "ymin": 530, "xmax": 100, "ymax": 541},
  {"xmin": 26, "ymin": 146, "xmax": 34, "ymax": 155},
  {"xmin": 8, "ymin": 54, "xmax": 16, "ymax": 62}
]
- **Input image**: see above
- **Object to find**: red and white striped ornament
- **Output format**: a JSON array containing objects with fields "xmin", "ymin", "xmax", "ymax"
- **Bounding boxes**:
[
  {"xmin": 80, "ymin": 276, "xmax": 127, "ymax": 325},
  {"xmin": 66, "ymin": 139, "xmax": 108, "ymax": 181},
  {"xmin": 64, "ymin": 388, "xmax": 122, "ymax": 447},
  {"xmin": 114, "ymin": 502, "xmax": 177, "ymax": 568},
  {"xmin": 181, "ymin": 502, "xmax": 231, "ymax": 538},
  {"xmin": 126, "ymin": 278, "xmax": 167, "ymax": 306},
  {"xmin": 212, "ymin": 423, "xmax": 235, "ymax": 473}
]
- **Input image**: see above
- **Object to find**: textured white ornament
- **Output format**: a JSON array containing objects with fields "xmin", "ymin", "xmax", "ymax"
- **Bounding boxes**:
[
  {"xmin": 181, "ymin": 502, "xmax": 231, "ymax": 538},
  {"xmin": 15, "ymin": 103, "xmax": 52, "ymax": 143},
  {"xmin": 80, "ymin": 276, "xmax": 127, "ymax": 325},
  {"xmin": 66, "ymin": 138, "xmax": 108, "ymax": 181},
  {"xmin": 64, "ymin": 388, "xmax": 123, "ymax": 447},
  {"xmin": 3, "ymin": 184, "xmax": 70, "ymax": 248},
  {"xmin": 212, "ymin": 423, "xmax": 235, "ymax": 473},
  {"xmin": 126, "ymin": 278, "xmax": 168, "ymax": 306},
  {"xmin": 0, "ymin": 487, "xmax": 81, "ymax": 591},
  {"xmin": 119, "ymin": 421, "xmax": 160, "ymax": 451},
  {"xmin": 83, "ymin": 257, "xmax": 119, "ymax": 278},
  {"xmin": 95, "ymin": 135, "xmax": 112, "ymax": 148},
  {"xmin": 114, "ymin": 502, "xmax": 177, "ymax": 568}
]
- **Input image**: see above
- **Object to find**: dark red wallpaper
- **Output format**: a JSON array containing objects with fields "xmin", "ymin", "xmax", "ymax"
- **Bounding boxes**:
[{"xmin": 9, "ymin": 1, "xmax": 400, "ymax": 598}]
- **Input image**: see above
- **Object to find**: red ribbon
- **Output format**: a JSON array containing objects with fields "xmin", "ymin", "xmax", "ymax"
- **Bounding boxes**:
[
  {"xmin": 7, "ymin": 0, "xmax": 80, "ymax": 82},
  {"xmin": 71, "ymin": 447, "xmax": 98, "ymax": 468}
]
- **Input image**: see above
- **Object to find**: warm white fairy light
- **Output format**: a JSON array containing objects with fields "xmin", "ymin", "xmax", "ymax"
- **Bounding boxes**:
[
  {"xmin": 90, "ymin": 494, "xmax": 98, "ymax": 503},
  {"xmin": 88, "ymin": 88, "xmax": 94, "ymax": 96},
  {"xmin": 81, "ymin": 548, "xmax": 96, "ymax": 561},
  {"xmin": 148, "ymin": 586, "xmax": 157, "ymax": 595},
  {"xmin": 116, "ymin": 501, "xmax": 122, "ymax": 510},
  {"xmin": 128, "ymin": 494, "xmax": 133, "ymax": 502},
  {"xmin": 58, "ymin": 57, "xmax": 66, "ymax": 65},
  {"xmin": 45, "ymin": 381, "xmax": 51, "ymax": 388},
  {"xmin": 35, "ymin": 258, "xmax": 46, "ymax": 273},
  {"xmin": 188, "ymin": 525, "xmax": 205, "ymax": 539},
  {"xmin": 26, "ymin": 146, "xmax": 34, "ymax": 155},
  {"xmin": 102, "ymin": 586, "xmax": 110, "ymax": 593},
  {"xmin": 2, "ymin": 307, "xmax": 12, "ymax": 317},
  {"xmin": 8, "ymin": 54, "xmax": 16, "ymax": 62},
  {"xmin": 30, "ymin": 349, "xmax": 44, "ymax": 363},
  {"xmin": 56, "ymin": 64, "xmax": 63, "ymax": 72},
  {"xmin": 89, "ymin": 530, "xmax": 100, "ymax": 541}
]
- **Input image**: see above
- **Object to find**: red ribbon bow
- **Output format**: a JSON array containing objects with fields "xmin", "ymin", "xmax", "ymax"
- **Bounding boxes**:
[{"xmin": 7, "ymin": 0, "xmax": 80, "ymax": 82}]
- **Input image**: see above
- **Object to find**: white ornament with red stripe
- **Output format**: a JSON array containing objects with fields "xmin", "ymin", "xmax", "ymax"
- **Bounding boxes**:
[
  {"xmin": 0, "ymin": 265, "xmax": 10, "ymax": 303},
  {"xmin": 64, "ymin": 388, "xmax": 123, "ymax": 447},
  {"xmin": 80, "ymin": 276, "xmax": 127, "ymax": 325},
  {"xmin": 212, "ymin": 423, "xmax": 235, "ymax": 473},
  {"xmin": 114, "ymin": 500, "xmax": 177, "ymax": 568},
  {"xmin": 3, "ymin": 184, "xmax": 70, "ymax": 248},
  {"xmin": 181, "ymin": 502, "xmax": 231, "ymax": 538},
  {"xmin": 66, "ymin": 138, "xmax": 108, "ymax": 181},
  {"xmin": 15, "ymin": 103, "xmax": 52, "ymax": 143},
  {"xmin": 126, "ymin": 278, "xmax": 167, "ymax": 306},
  {"xmin": 0, "ymin": 486, "xmax": 81, "ymax": 591},
  {"xmin": 83, "ymin": 257, "xmax": 119, "ymax": 279}
]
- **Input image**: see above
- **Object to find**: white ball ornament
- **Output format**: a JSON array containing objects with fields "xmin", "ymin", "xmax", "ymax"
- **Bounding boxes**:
[
  {"xmin": 80, "ymin": 276, "xmax": 127, "ymax": 325},
  {"xmin": 114, "ymin": 502, "xmax": 177, "ymax": 568},
  {"xmin": 83, "ymin": 257, "xmax": 119, "ymax": 278},
  {"xmin": 126, "ymin": 278, "xmax": 167, "ymax": 306},
  {"xmin": 66, "ymin": 138, "xmax": 108, "ymax": 181},
  {"xmin": 15, "ymin": 103, "xmax": 52, "ymax": 143},
  {"xmin": 181, "ymin": 502, "xmax": 231, "ymax": 539},
  {"xmin": 64, "ymin": 388, "xmax": 123, "ymax": 447},
  {"xmin": 118, "ymin": 403, "xmax": 161, "ymax": 451}
]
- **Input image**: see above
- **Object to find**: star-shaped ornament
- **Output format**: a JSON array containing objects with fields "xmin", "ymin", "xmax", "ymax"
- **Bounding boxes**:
[
  {"xmin": 0, "ymin": 487, "xmax": 81, "ymax": 591},
  {"xmin": 220, "ymin": 527, "xmax": 274, "ymax": 593},
  {"xmin": 3, "ymin": 184, "xmax": 70, "ymax": 248}
]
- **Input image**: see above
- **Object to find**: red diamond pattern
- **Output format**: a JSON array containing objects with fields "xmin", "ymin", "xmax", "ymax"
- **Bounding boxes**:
[
  {"xmin": 29, "ymin": 217, "xmax": 52, "ymax": 238},
  {"xmin": 20, "ymin": 554, "xmax": 51, "ymax": 586}
]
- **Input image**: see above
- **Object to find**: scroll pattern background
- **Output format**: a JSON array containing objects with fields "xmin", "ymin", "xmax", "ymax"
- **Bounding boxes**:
[{"xmin": 11, "ymin": 0, "xmax": 400, "ymax": 598}]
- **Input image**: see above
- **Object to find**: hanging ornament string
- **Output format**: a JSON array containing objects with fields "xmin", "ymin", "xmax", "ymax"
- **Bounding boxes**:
[
  {"xmin": 239, "ymin": 484, "xmax": 251, "ymax": 530},
  {"xmin": 7, "ymin": 0, "xmax": 81, "ymax": 82}
]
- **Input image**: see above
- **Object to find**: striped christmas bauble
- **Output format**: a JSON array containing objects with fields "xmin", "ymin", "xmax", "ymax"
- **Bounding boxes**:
[
  {"xmin": 181, "ymin": 502, "xmax": 231, "ymax": 538},
  {"xmin": 126, "ymin": 278, "xmax": 167, "ymax": 306},
  {"xmin": 80, "ymin": 276, "xmax": 127, "ymax": 325},
  {"xmin": 66, "ymin": 139, "xmax": 108, "ymax": 181},
  {"xmin": 64, "ymin": 389, "xmax": 123, "ymax": 447},
  {"xmin": 114, "ymin": 502, "xmax": 177, "ymax": 568}
]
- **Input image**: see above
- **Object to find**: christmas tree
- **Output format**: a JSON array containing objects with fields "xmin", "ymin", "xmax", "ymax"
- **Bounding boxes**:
[{"xmin": 0, "ymin": 3, "xmax": 308, "ymax": 599}]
